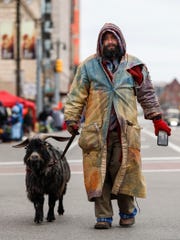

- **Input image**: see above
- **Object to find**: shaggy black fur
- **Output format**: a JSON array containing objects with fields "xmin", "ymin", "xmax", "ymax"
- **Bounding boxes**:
[{"xmin": 23, "ymin": 138, "xmax": 70, "ymax": 223}]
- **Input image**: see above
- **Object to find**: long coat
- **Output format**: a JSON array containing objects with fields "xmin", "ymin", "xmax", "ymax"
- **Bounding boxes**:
[{"xmin": 64, "ymin": 53, "xmax": 161, "ymax": 201}]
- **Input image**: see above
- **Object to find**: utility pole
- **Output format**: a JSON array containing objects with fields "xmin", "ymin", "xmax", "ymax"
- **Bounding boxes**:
[
  {"xmin": 16, "ymin": 0, "xmax": 21, "ymax": 96},
  {"xmin": 54, "ymin": 40, "xmax": 60, "ymax": 105},
  {"xmin": 36, "ymin": 38, "xmax": 43, "ymax": 117},
  {"xmin": 54, "ymin": 40, "xmax": 66, "ymax": 105}
]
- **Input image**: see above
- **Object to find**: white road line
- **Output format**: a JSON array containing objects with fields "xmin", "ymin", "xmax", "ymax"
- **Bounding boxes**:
[
  {"xmin": 143, "ymin": 169, "xmax": 180, "ymax": 173},
  {"xmin": 65, "ymin": 128, "xmax": 180, "ymax": 153},
  {"xmin": 0, "ymin": 161, "xmax": 23, "ymax": 165},
  {"xmin": 0, "ymin": 160, "xmax": 82, "ymax": 165},
  {"xmin": 141, "ymin": 145, "xmax": 150, "ymax": 149},
  {"xmin": 143, "ymin": 128, "xmax": 180, "ymax": 153},
  {"xmin": 0, "ymin": 172, "xmax": 83, "ymax": 176},
  {"xmin": 1, "ymin": 169, "xmax": 180, "ymax": 176},
  {"xmin": 68, "ymin": 138, "xmax": 79, "ymax": 151},
  {"xmin": 142, "ymin": 156, "xmax": 180, "ymax": 161},
  {"xmin": 1, "ymin": 156, "xmax": 180, "ymax": 166}
]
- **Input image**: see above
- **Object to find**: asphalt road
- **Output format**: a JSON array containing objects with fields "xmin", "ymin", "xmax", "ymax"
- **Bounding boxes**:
[{"xmin": 0, "ymin": 117, "xmax": 180, "ymax": 240}]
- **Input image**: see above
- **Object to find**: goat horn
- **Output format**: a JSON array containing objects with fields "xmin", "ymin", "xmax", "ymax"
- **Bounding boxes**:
[
  {"xmin": 12, "ymin": 138, "xmax": 29, "ymax": 148},
  {"xmin": 12, "ymin": 133, "xmax": 71, "ymax": 148},
  {"xmin": 39, "ymin": 133, "xmax": 71, "ymax": 142}
]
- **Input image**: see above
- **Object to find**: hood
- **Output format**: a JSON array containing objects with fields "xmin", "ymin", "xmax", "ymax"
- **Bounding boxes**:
[{"xmin": 96, "ymin": 23, "xmax": 126, "ymax": 58}]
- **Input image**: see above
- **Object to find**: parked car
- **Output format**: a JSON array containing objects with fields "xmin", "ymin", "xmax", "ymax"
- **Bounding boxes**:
[{"xmin": 164, "ymin": 108, "xmax": 180, "ymax": 126}]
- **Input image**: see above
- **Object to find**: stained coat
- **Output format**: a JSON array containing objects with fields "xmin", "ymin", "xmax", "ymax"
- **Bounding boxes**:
[{"xmin": 64, "ymin": 23, "xmax": 161, "ymax": 201}]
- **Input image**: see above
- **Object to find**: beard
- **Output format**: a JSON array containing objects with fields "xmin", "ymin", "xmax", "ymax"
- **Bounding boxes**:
[{"xmin": 102, "ymin": 44, "xmax": 122, "ymax": 60}]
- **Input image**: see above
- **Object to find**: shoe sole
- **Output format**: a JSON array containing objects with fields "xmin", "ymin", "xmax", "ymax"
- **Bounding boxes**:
[
  {"xmin": 119, "ymin": 219, "xmax": 135, "ymax": 227},
  {"xmin": 94, "ymin": 222, "xmax": 111, "ymax": 229}
]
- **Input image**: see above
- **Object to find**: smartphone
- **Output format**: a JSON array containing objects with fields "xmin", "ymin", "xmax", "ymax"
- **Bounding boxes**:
[{"xmin": 157, "ymin": 131, "xmax": 168, "ymax": 146}]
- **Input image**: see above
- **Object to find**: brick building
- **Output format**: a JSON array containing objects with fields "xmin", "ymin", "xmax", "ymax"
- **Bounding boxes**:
[{"xmin": 159, "ymin": 78, "xmax": 180, "ymax": 110}]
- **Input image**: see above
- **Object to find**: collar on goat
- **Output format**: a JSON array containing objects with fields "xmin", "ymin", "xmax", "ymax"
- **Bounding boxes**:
[{"xmin": 47, "ymin": 159, "xmax": 58, "ymax": 167}]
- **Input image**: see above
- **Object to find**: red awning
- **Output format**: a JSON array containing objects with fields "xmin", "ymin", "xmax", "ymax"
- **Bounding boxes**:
[{"xmin": 0, "ymin": 90, "xmax": 36, "ymax": 124}]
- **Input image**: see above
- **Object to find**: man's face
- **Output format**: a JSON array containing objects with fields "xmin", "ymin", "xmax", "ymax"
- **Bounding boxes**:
[
  {"xmin": 102, "ymin": 32, "xmax": 118, "ymax": 49},
  {"xmin": 102, "ymin": 32, "xmax": 120, "ymax": 59}
]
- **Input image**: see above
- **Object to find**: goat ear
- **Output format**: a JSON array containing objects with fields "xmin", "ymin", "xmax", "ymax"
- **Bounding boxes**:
[{"xmin": 12, "ymin": 138, "xmax": 29, "ymax": 148}]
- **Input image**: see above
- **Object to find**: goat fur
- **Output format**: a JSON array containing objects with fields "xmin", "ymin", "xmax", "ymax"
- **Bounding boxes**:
[{"xmin": 13, "ymin": 134, "xmax": 71, "ymax": 223}]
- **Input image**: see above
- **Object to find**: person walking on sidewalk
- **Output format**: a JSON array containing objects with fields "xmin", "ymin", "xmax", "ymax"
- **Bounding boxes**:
[{"xmin": 64, "ymin": 23, "xmax": 171, "ymax": 229}]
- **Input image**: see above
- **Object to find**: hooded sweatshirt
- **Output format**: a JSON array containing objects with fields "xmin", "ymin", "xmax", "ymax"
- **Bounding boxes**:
[{"xmin": 97, "ymin": 23, "xmax": 126, "ymax": 58}]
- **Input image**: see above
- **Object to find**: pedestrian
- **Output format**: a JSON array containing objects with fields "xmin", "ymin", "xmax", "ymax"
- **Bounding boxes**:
[
  {"xmin": 0, "ymin": 101, "xmax": 8, "ymax": 128},
  {"xmin": 11, "ymin": 103, "xmax": 23, "ymax": 141},
  {"xmin": 0, "ymin": 101, "xmax": 8, "ymax": 142},
  {"xmin": 23, "ymin": 108, "xmax": 33, "ymax": 136},
  {"xmin": 64, "ymin": 23, "xmax": 171, "ymax": 229},
  {"xmin": 38, "ymin": 105, "xmax": 53, "ymax": 133},
  {"xmin": 51, "ymin": 109, "xmax": 64, "ymax": 131}
]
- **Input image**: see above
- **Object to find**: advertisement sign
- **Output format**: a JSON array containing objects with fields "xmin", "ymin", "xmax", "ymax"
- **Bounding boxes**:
[
  {"xmin": 0, "ymin": 22, "xmax": 14, "ymax": 59},
  {"xmin": 21, "ymin": 21, "xmax": 36, "ymax": 59}
]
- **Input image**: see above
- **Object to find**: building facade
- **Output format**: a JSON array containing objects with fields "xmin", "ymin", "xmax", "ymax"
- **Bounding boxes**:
[{"xmin": 0, "ymin": 0, "xmax": 80, "ymax": 103}]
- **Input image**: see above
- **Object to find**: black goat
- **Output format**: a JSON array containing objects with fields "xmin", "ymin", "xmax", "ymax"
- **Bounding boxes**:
[{"xmin": 13, "ymin": 134, "xmax": 71, "ymax": 223}]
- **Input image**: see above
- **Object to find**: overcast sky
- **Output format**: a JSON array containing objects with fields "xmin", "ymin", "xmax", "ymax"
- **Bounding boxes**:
[{"xmin": 80, "ymin": 0, "xmax": 180, "ymax": 84}]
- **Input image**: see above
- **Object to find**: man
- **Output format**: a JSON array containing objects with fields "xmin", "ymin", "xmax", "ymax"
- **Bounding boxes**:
[{"xmin": 64, "ymin": 23, "xmax": 171, "ymax": 229}]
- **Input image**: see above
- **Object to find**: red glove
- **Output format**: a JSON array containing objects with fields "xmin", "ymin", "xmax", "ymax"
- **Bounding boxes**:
[
  {"xmin": 153, "ymin": 119, "xmax": 171, "ymax": 136},
  {"xmin": 65, "ymin": 120, "xmax": 79, "ymax": 135}
]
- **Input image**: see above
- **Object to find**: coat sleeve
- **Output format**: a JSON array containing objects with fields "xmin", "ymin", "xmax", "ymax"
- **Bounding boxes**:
[
  {"xmin": 136, "ymin": 65, "xmax": 162, "ymax": 119},
  {"xmin": 64, "ymin": 63, "xmax": 90, "ymax": 122}
]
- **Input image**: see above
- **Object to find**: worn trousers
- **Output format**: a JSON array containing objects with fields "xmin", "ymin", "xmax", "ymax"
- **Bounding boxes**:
[{"xmin": 95, "ymin": 130, "xmax": 135, "ymax": 219}]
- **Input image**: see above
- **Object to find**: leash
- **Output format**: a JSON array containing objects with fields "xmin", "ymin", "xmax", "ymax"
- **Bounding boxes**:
[{"xmin": 61, "ymin": 132, "xmax": 79, "ymax": 160}]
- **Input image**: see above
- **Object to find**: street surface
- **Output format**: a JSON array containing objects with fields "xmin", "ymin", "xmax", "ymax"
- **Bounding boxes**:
[{"xmin": 0, "ymin": 117, "xmax": 180, "ymax": 240}]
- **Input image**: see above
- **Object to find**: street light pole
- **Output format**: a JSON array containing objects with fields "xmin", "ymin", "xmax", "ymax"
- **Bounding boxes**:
[
  {"xmin": 36, "ymin": 38, "xmax": 43, "ymax": 117},
  {"xmin": 54, "ymin": 40, "xmax": 60, "ymax": 105},
  {"xmin": 56, "ymin": 39, "xmax": 60, "ymax": 58},
  {"xmin": 54, "ymin": 40, "xmax": 66, "ymax": 105},
  {"xmin": 16, "ymin": 0, "xmax": 21, "ymax": 96}
]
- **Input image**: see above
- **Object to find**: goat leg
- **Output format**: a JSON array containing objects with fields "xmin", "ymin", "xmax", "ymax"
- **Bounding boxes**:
[
  {"xmin": 47, "ymin": 194, "xmax": 56, "ymax": 222},
  {"xmin": 33, "ymin": 196, "xmax": 44, "ymax": 223},
  {"xmin": 57, "ymin": 195, "xmax": 64, "ymax": 215}
]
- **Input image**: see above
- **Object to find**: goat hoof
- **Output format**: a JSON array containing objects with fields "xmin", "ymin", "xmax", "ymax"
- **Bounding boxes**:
[
  {"xmin": 58, "ymin": 208, "xmax": 64, "ymax": 215},
  {"xmin": 58, "ymin": 211, "xmax": 64, "ymax": 215},
  {"xmin": 34, "ymin": 218, "xmax": 43, "ymax": 224},
  {"xmin": 47, "ymin": 214, "xmax": 55, "ymax": 222},
  {"xmin": 47, "ymin": 217, "xmax": 55, "ymax": 222}
]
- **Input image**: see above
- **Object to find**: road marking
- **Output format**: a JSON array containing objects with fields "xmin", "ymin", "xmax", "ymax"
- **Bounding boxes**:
[
  {"xmin": 0, "ymin": 173, "xmax": 25, "ymax": 176},
  {"xmin": 1, "ymin": 129, "xmax": 180, "ymax": 176},
  {"xmin": 143, "ymin": 128, "xmax": 180, "ymax": 152},
  {"xmin": 142, "ymin": 156, "xmax": 180, "ymax": 161},
  {"xmin": 143, "ymin": 169, "xmax": 180, "ymax": 173},
  {"xmin": 1, "ymin": 169, "xmax": 180, "ymax": 176},
  {"xmin": 141, "ymin": 145, "xmax": 150, "ymax": 149},
  {"xmin": 0, "ymin": 161, "xmax": 23, "ymax": 165},
  {"xmin": 68, "ymin": 138, "xmax": 79, "ymax": 151},
  {"xmin": 1, "ymin": 156, "xmax": 180, "ymax": 166},
  {"xmin": 0, "ymin": 172, "xmax": 84, "ymax": 176},
  {"xmin": 0, "ymin": 160, "xmax": 80, "ymax": 165},
  {"xmin": 65, "ymin": 128, "xmax": 180, "ymax": 154}
]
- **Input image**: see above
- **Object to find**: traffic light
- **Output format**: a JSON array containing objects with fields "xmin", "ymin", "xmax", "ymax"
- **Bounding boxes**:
[{"xmin": 55, "ymin": 59, "xmax": 63, "ymax": 72}]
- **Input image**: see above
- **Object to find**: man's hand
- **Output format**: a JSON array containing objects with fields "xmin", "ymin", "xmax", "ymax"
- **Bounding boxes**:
[
  {"xmin": 153, "ymin": 119, "xmax": 171, "ymax": 136},
  {"xmin": 66, "ymin": 120, "xmax": 79, "ymax": 135}
]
